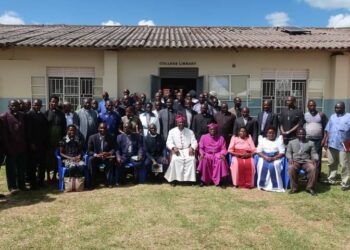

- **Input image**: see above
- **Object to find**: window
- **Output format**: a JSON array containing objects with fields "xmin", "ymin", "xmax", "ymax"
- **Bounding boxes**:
[
  {"xmin": 208, "ymin": 75, "xmax": 229, "ymax": 99},
  {"xmin": 208, "ymin": 75, "xmax": 249, "ymax": 101},
  {"xmin": 48, "ymin": 77, "xmax": 95, "ymax": 110},
  {"xmin": 262, "ymin": 70, "xmax": 308, "ymax": 114},
  {"xmin": 262, "ymin": 79, "xmax": 307, "ymax": 114},
  {"xmin": 47, "ymin": 67, "xmax": 102, "ymax": 110}
]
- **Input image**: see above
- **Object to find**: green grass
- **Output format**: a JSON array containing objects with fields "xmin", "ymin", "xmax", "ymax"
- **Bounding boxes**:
[{"xmin": 0, "ymin": 164, "xmax": 349, "ymax": 250}]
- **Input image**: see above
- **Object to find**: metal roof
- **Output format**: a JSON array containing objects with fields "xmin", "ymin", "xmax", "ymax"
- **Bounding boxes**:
[{"xmin": 0, "ymin": 25, "xmax": 350, "ymax": 50}]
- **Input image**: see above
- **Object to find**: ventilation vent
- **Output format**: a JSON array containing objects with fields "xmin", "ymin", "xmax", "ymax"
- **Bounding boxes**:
[{"xmin": 281, "ymin": 27, "xmax": 311, "ymax": 35}]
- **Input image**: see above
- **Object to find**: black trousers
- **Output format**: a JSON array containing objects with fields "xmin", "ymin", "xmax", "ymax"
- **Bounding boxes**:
[
  {"xmin": 29, "ymin": 149, "xmax": 46, "ymax": 188},
  {"xmin": 88, "ymin": 157, "xmax": 115, "ymax": 188},
  {"xmin": 5, "ymin": 152, "xmax": 26, "ymax": 190}
]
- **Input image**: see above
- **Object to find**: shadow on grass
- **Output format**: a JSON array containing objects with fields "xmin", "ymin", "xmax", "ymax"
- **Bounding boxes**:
[{"xmin": 0, "ymin": 185, "xmax": 59, "ymax": 211}]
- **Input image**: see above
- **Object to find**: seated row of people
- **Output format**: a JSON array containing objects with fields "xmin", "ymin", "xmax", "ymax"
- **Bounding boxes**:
[{"xmin": 59, "ymin": 113, "xmax": 319, "ymax": 196}]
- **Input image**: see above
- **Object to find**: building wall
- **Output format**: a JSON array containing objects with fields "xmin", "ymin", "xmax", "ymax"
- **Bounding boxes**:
[
  {"xmin": 0, "ymin": 47, "xmax": 349, "ymax": 116},
  {"xmin": 0, "ymin": 47, "xmax": 104, "ymax": 110},
  {"xmin": 117, "ymin": 49, "xmax": 332, "ymax": 97}
]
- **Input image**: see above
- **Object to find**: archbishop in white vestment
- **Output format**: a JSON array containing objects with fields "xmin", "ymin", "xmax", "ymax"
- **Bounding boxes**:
[{"xmin": 165, "ymin": 115, "xmax": 198, "ymax": 182}]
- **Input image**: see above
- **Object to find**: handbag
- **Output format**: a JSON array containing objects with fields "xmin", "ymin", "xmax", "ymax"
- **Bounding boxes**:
[{"xmin": 64, "ymin": 177, "xmax": 85, "ymax": 192}]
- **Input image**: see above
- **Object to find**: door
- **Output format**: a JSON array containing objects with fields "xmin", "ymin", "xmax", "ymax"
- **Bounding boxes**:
[
  {"xmin": 196, "ymin": 76, "xmax": 204, "ymax": 95},
  {"xmin": 150, "ymin": 75, "xmax": 161, "ymax": 98}
]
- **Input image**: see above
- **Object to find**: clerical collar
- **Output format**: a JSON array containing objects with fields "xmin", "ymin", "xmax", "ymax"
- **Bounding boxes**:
[{"xmin": 310, "ymin": 110, "xmax": 318, "ymax": 116}]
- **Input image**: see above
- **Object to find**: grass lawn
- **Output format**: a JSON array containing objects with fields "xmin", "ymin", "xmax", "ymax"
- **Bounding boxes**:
[{"xmin": 0, "ymin": 163, "xmax": 349, "ymax": 250}]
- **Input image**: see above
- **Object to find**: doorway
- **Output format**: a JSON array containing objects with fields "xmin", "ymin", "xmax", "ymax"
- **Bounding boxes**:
[
  {"xmin": 150, "ymin": 67, "xmax": 203, "ymax": 98},
  {"xmin": 161, "ymin": 78, "xmax": 197, "ymax": 95}
]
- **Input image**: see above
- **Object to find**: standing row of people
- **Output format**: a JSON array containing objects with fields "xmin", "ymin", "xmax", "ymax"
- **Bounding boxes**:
[{"xmin": 0, "ymin": 88, "xmax": 349, "ymax": 195}]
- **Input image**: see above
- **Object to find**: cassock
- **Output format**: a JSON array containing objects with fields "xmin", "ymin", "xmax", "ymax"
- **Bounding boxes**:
[
  {"xmin": 45, "ymin": 108, "xmax": 66, "ymax": 174},
  {"xmin": 192, "ymin": 113, "xmax": 215, "ymax": 141},
  {"xmin": 165, "ymin": 127, "xmax": 198, "ymax": 182},
  {"xmin": 214, "ymin": 111, "xmax": 236, "ymax": 147},
  {"xmin": 197, "ymin": 133, "xmax": 229, "ymax": 186}
]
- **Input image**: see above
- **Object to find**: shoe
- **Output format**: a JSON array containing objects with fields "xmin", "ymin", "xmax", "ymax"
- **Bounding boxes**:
[
  {"xmin": 321, "ymin": 179, "xmax": 336, "ymax": 185},
  {"xmin": 9, "ymin": 189, "xmax": 19, "ymax": 195},
  {"xmin": 0, "ymin": 194, "xmax": 5, "ymax": 199},
  {"xmin": 341, "ymin": 186, "xmax": 349, "ymax": 191},
  {"xmin": 199, "ymin": 182, "xmax": 205, "ymax": 187},
  {"xmin": 289, "ymin": 189, "xmax": 298, "ymax": 194},
  {"xmin": 306, "ymin": 189, "xmax": 317, "ymax": 196}
]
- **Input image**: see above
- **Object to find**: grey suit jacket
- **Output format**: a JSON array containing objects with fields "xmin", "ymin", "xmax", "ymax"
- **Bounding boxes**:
[{"xmin": 286, "ymin": 138, "xmax": 319, "ymax": 162}]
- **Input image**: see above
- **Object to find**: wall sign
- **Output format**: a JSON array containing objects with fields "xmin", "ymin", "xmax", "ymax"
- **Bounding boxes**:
[{"xmin": 159, "ymin": 61, "xmax": 197, "ymax": 66}]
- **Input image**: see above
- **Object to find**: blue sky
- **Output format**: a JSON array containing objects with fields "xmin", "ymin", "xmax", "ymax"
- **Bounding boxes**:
[{"xmin": 1, "ymin": 0, "xmax": 350, "ymax": 27}]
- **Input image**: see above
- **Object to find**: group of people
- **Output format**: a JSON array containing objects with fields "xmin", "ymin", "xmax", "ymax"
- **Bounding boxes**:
[{"xmin": 0, "ymin": 88, "xmax": 349, "ymax": 196}]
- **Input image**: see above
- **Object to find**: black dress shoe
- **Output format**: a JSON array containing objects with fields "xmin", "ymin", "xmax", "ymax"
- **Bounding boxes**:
[
  {"xmin": 306, "ymin": 189, "xmax": 317, "ymax": 196},
  {"xmin": 341, "ymin": 186, "xmax": 349, "ymax": 191},
  {"xmin": 289, "ymin": 189, "xmax": 298, "ymax": 194}
]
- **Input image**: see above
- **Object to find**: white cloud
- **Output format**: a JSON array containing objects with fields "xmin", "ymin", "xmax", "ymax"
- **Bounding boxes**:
[
  {"xmin": 138, "ymin": 19, "xmax": 155, "ymax": 26},
  {"xmin": 101, "ymin": 20, "xmax": 121, "ymax": 26},
  {"xmin": 265, "ymin": 12, "xmax": 290, "ymax": 27},
  {"xmin": 328, "ymin": 13, "xmax": 350, "ymax": 27},
  {"xmin": 303, "ymin": 0, "xmax": 350, "ymax": 10},
  {"xmin": 0, "ymin": 11, "xmax": 25, "ymax": 25}
]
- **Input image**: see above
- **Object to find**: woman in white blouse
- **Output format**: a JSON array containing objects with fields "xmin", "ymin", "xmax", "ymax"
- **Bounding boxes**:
[{"xmin": 256, "ymin": 127, "xmax": 286, "ymax": 192}]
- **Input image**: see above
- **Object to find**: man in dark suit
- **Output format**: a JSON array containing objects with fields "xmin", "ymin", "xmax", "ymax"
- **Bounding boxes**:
[
  {"xmin": 176, "ymin": 98, "xmax": 197, "ymax": 129},
  {"xmin": 257, "ymin": 100, "xmax": 279, "ymax": 137},
  {"xmin": 233, "ymin": 107, "xmax": 258, "ymax": 146},
  {"xmin": 158, "ymin": 98, "xmax": 177, "ymax": 141},
  {"xmin": 88, "ymin": 122, "xmax": 116, "ymax": 188},
  {"xmin": 27, "ymin": 99, "xmax": 49, "ymax": 189},
  {"xmin": 116, "ymin": 122, "xmax": 144, "ymax": 184},
  {"xmin": 1, "ymin": 100, "xmax": 27, "ymax": 192},
  {"xmin": 214, "ymin": 102, "xmax": 236, "ymax": 147},
  {"xmin": 173, "ymin": 91, "xmax": 186, "ymax": 112},
  {"xmin": 192, "ymin": 104, "xmax": 215, "ymax": 141}
]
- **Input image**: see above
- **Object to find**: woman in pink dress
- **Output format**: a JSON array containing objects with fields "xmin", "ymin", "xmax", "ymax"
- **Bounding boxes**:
[
  {"xmin": 228, "ymin": 127, "xmax": 256, "ymax": 188},
  {"xmin": 197, "ymin": 123, "xmax": 229, "ymax": 187}
]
